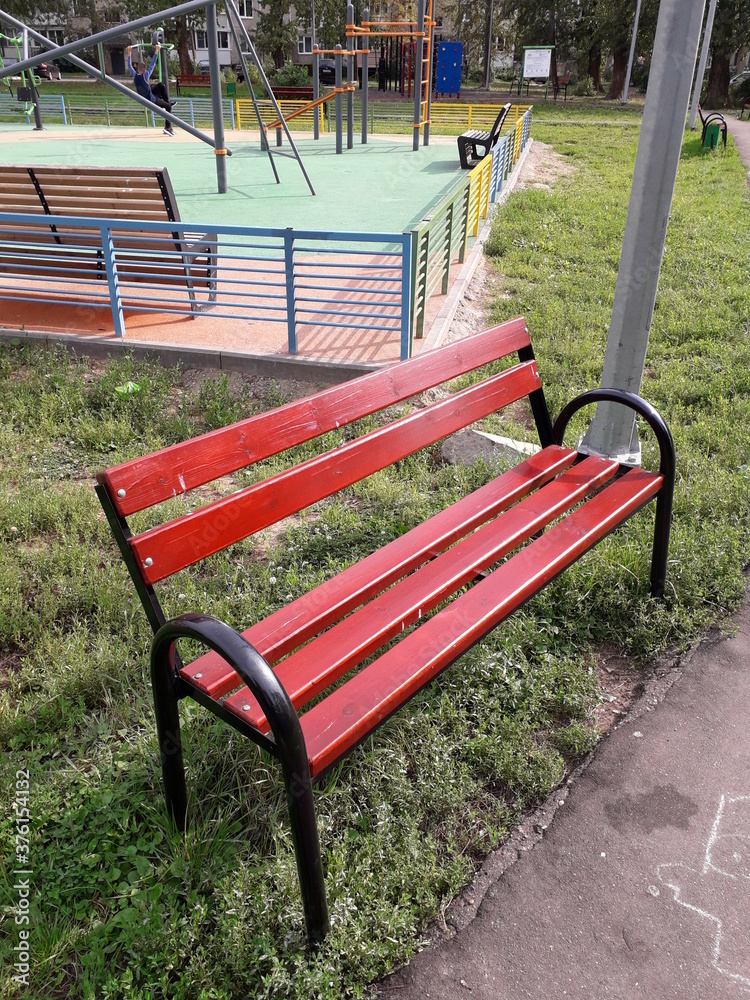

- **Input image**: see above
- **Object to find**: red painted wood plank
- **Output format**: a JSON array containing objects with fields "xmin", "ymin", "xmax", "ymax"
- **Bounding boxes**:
[
  {"xmin": 300, "ymin": 468, "xmax": 663, "ymax": 777},
  {"xmin": 223, "ymin": 455, "xmax": 618, "ymax": 730},
  {"xmin": 130, "ymin": 361, "xmax": 542, "ymax": 584},
  {"xmin": 180, "ymin": 444, "xmax": 576, "ymax": 699},
  {"xmin": 98, "ymin": 317, "xmax": 531, "ymax": 517}
]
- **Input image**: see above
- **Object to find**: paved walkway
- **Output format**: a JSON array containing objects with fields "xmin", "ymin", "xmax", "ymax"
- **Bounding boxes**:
[
  {"xmin": 379, "ymin": 592, "xmax": 750, "ymax": 999},
  {"xmin": 725, "ymin": 115, "xmax": 750, "ymax": 187}
]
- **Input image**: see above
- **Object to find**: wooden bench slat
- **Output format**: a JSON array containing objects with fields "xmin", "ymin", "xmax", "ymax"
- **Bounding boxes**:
[
  {"xmin": 180, "ymin": 444, "xmax": 577, "ymax": 698},
  {"xmin": 301, "ymin": 468, "xmax": 664, "ymax": 777},
  {"xmin": 129, "ymin": 360, "xmax": 542, "ymax": 584},
  {"xmin": 99, "ymin": 317, "xmax": 532, "ymax": 516},
  {"xmin": 223, "ymin": 455, "xmax": 618, "ymax": 730}
]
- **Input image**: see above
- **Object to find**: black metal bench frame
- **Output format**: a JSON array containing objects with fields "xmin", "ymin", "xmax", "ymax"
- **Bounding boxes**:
[{"xmin": 457, "ymin": 102, "xmax": 512, "ymax": 169}]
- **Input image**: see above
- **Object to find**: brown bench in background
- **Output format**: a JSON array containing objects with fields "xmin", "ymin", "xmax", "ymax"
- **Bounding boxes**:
[
  {"xmin": 175, "ymin": 74, "xmax": 211, "ymax": 93},
  {"xmin": 271, "ymin": 86, "xmax": 314, "ymax": 100},
  {"xmin": 0, "ymin": 164, "xmax": 217, "ymax": 319}
]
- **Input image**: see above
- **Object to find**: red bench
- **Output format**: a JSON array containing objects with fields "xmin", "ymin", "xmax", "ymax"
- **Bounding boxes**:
[
  {"xmin": 175, "ymin": 74, "xmax": 211, "ymax": 93},
  {"xmin": 271, "ymin": 85, "xmax": 314, "ymax": 100},
  {"xmin": 96, "ymin": 317, "xmax": 675, "ymax": 946}
]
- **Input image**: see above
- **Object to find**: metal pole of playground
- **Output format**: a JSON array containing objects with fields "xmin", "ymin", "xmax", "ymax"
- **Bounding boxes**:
[
  {"xmin": 22, "ymin": 27, "xmax": 43, "ymax": 130},
  {"xmin": 621, "ymin": 0, "xmax": 642, "ymax": 104},
  {"xmin": 335, "ymin": 44, "xmax": 343, "ymax": 154},
  {"xmin": 580, "ymin": 0, "xmax": 707, "ymax": 464},
  {"xmin": 423, "ymin": 5, "xmax": 433, "ymax": 146},
  {"xmin": 346, "ymin": 3, "xmax": 354, "ymax": 150},
  {"xmin": 361, "ymin": 6, "xmax": 368, "ymax": 145},
  {"xmin": 689, "ymin": 0, "xmax": 718, "ymax": 130},
  {"xmin": 206, "ymin": 1, "xmax": 228, "ymax": 193},
  {"xmin": 313, "ymin": 51, "xmax": 320, "ymax": 140},
  {"xmin": 412, "ymin": 0, "xmax": 425, "ymax": 151},
  {"xmin": 0, "ymin": 7, "xmax": 228, "ymax": 152}
]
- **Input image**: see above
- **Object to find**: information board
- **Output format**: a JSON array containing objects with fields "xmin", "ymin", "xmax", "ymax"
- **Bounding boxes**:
[{"xmin": 523, "ymin": 47, "xmax": 553, "ymax": 80}]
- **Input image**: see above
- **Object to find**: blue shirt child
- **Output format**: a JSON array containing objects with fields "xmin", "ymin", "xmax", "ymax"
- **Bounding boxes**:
[{"xmin": 127, "ymin": 50, "xmax": 159, "ymax": 102}]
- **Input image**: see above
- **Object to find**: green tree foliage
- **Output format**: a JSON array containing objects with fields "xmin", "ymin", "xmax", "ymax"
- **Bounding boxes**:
[
  {"xmin": 255, "ymin": 0, "xmax": 297, "ymax": 67},
  {"xmin": 705, "ymin": 0, "xmax": 750, "ymax": 105}
]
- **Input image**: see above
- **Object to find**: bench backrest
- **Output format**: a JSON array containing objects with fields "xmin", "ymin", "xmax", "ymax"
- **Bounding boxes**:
[
  {"xmin": 97, "ymin": 317, "xmax": 554, "ymax": 609},
  {"xmin": 271, "ymin": 86, "xmax": 314, "ymax": 98},
  {"xmin": 0, "ymin": 164, "xmax": 181, "ymax": 225},
  {"xmin": 489, "ymin": 102, "xmax": 512, "ymax": 144}
]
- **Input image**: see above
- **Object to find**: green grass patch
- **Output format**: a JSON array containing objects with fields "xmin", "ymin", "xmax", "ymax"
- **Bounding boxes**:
[{"xmin": 1, "ymin": 117, "xmax": 748, "ymax": 999}]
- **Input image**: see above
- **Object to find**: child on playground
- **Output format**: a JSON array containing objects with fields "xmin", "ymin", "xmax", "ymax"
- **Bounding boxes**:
[{"xmin": 127, "ymin": 42, "xmax": 175, "ymax": 136}]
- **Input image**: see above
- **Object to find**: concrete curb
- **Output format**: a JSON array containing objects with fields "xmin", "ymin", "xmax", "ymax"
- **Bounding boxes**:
[
  {"xmin": 419, "ymin": 138, "xmax": 534, "ymax": 354},
  {"xmin": 0, "ymin": 328, "xmax": 379, "ymax": 384}
]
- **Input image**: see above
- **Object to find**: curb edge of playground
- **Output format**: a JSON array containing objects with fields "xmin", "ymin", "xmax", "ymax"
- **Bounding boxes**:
[
  {"xmin": 420, "ymin": 137, "xmax": 534, "ymax": 355},
  {"xmin": 0, "ymin": 328, "xmax": 379, "ymax": 385}
]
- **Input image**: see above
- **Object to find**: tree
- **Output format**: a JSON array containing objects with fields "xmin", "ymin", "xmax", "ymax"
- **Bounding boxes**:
[
  {"xmin": 705, "ymin": 0, "xmax": 750, "ymax": 106},
  {"xmin": 597, "ymin": 0, "xmax": 658, "ymax": 99},
  {"xmin": 255, "ymin": 0, "xmax": 297, "ymax": 67}
]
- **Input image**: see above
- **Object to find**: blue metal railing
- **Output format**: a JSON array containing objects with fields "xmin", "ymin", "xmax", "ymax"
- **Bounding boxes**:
[{"xmin": 0, "ymin": 212, "xmax": 412, "ymax": 360}]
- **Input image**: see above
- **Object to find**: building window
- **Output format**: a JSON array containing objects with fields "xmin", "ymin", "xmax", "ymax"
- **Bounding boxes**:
[
  {"xmin": 218, "ymin": 30, "xmax": 229, "ymax": 49},
  {"xmin": 238, "ymin": 0, "xmax": 253, "ymax": 17},
  {"xmin": 41, "ymin": 28, "xmax": 65, "ymax": 46},
  {"xmin": 195, "ymin": 29, "xmax": 207, "ymax": 49},
  {"xmin": 298, "ymin": 34, "xmax": 312, "ymax": 55}
]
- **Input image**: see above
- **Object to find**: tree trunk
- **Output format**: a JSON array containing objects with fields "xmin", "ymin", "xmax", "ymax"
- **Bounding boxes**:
[
  {"xmin": 606, "ymin": 44, "xmax": 627, "ymax": 99},
  {"xmin": 588, "ymin": 41, "xmax": 601, "ymax": 90},
  {"xmin": 705, "ymin": 47, "xmax": 730, "ymax": 107},
  {"xmin": 176, "ymin": 18, "xmax": 192, "ymax": 75}
]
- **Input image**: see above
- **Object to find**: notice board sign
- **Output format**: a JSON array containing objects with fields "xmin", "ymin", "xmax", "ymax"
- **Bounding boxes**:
[{"xmin": 523, "ymin": 46, "xmax": 553, "ymax": 80}]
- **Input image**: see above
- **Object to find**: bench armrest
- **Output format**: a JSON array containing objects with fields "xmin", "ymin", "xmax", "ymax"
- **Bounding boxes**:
[
  {"xmin": 552, "ymin": 387, "xmax": 675, "ymax": 481},
  {"xmin": 552, "ymin": 388, "xmax": 675, "ymax": 598},
  {"xmin": 151, "ymin": 613, "xmax": 305, "ymax": 758}
]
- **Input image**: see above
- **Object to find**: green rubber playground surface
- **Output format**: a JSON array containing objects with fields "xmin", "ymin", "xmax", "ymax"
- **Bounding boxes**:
[{"xmin": 0, "ymin": 124, "xmax": 463, "ymax": 233}]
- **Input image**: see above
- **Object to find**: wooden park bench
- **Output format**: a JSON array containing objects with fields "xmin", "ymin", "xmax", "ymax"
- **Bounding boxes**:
[
  {"xmin": 175, "ymin": 73, "xmax": 211, "ymax": 93},
  {"xmin": 0, "ymin": 164, "xmax": 217, "ymax": 316},
  {"xmin": 271, "ymin": 85, "xmax": 314, "ymax": 100},
  {"xmin": 698, "ymin": 104, "xmax": 727, "ymax": 148},
  {"xmin": 553, "ymin": 75, "xmax": 570, "ymax": 101},
  {"xmin": 457, "ymin": 102, "xmax": 512, "ymax": 169},
  {"xmin": 96, "ymin": 317, "xmax": 675, "ymax": 946}
]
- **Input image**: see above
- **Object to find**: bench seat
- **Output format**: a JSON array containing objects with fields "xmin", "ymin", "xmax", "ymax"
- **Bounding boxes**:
[{"xmin": 97, "ymin": 316, "xmax": 675, "ymax": 945}]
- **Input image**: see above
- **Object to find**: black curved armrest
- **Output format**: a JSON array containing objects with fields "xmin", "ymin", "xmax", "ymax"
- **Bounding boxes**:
[
  {"xmin": 553, "ymin": 388, "xmax": 676, "ymax": 598},
  {"xmin": 151, "ymin": 613, "xmax": 304, "ymax": 756},
  {"xmin": 552, "ymin": 387, "xmax": 675, "ymax": 483}
]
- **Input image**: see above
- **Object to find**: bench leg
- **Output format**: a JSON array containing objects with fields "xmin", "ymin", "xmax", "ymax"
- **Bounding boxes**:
[
  {"xmin": 151, "ymin": 646, "xmax": 189, "ymax": 832},
  {"xmin": 650, "ymin": 488, "xmax": 673, "ymax": 599},
  {"xmin": 277, "ymin": 732, "xmax": 330, "ymax": 945}
]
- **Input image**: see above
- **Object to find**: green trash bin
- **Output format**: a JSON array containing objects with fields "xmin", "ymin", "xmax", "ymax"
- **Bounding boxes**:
[
  {"xmin": 703, "ymin": 122, "xmax": 721, "ymax": 149},
  {"xmin": 226, "ymin": 81, "xmax": 237, "ymax": 97}
]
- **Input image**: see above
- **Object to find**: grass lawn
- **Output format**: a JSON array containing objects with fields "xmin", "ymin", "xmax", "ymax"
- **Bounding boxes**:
[{"xmin": 1, "ymin": 113, "xmax": 748, "ymax": 999}]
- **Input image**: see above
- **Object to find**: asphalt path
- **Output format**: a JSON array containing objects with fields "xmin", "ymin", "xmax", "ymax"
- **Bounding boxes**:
[{"xmin": 379, "ymin": 591, "xmax": 750, "ymax": 1000}]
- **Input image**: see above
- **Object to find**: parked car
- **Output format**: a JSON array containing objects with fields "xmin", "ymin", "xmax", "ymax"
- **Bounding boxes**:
[
  {"xmin": 36, "ymin": 62, "xmax": 61, "ymax": 80},
  {"xmin": 318, "ymin": 58, "xmax": 335, "ymax": 84},
  {"xmin": 197, "ymin": 59, "xmax": 210, "ymax": 74},
  {"xmin": 729, "ymin": 70, "xmax": 750, "ymax": 87}
]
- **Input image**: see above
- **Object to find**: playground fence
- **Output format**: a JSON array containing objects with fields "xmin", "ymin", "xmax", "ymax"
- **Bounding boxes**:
[
  {"xmin": 410, "ymin": 108, "xmax": 532, "ymax": 341},
  {"xmin": 0, "ymin": 102, "xmax": 532, "ymax": 358},
  {"xmin": 0, "ymin": 213, "xmax": 412, "ymax": 359},
  {"xmin": 0, "ymin": 92, "xmax": 530, "ymax": 137}
]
